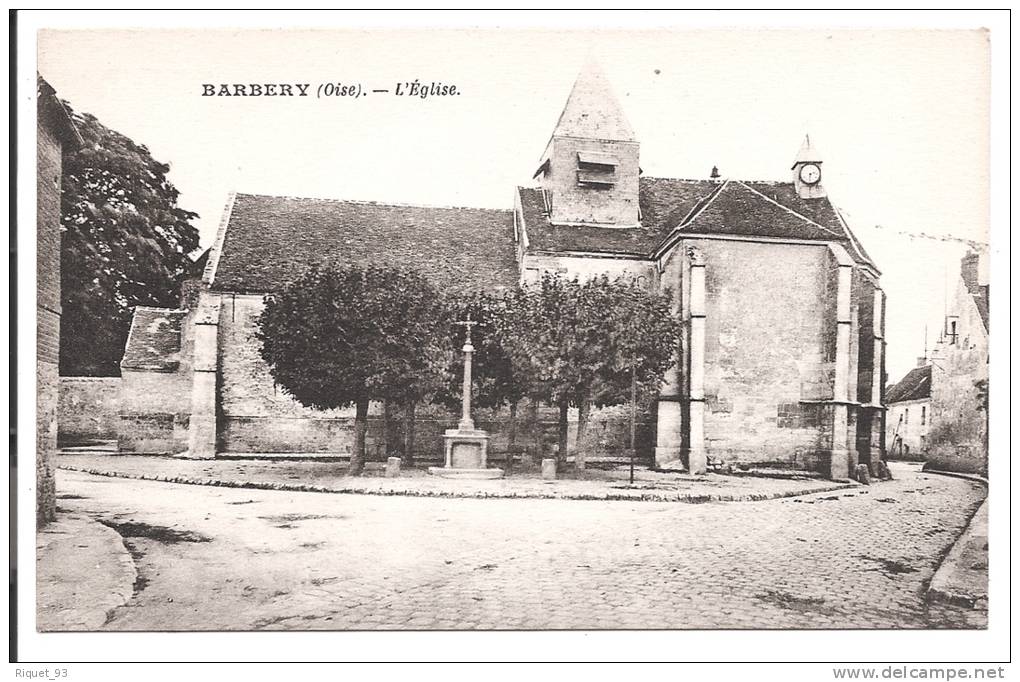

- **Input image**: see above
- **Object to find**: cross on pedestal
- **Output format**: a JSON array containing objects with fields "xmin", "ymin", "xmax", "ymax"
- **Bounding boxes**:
[{"xmin": 454, "ymin": 317, "xmax": 478, "ymax": 430}]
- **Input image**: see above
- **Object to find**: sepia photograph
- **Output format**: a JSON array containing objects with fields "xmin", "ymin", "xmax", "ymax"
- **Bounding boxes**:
[{"xmin": 14, "ymin": 9, "xmax": 1009, "ymax": 670}]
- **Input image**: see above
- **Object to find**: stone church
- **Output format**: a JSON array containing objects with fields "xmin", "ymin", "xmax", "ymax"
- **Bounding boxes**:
[{"xmin": 118, "ymin": 60, "xmax": 885, "ymax": 479}]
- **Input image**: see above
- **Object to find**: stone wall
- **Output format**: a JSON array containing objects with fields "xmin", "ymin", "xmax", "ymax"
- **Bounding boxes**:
[
  {"xmin": 58, "ymin": 377, "xmax": 121, "ymax": 443},
  {"xmin": 37, "ymin": 122, "xmax": 62, "ymax": 526},
  {"xmin": 118, "ymin": 369, "xmax": 192, "ymax": 454},
  {"xmin": 520, "ymin": 252, "xmax": 655, "ymax": 286},
  {"xmin": 696, "ymin": 239, "xmax": 837, "ymax": 470}
]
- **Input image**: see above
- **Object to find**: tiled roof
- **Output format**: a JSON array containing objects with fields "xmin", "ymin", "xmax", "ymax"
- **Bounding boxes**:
[
  {"xmin": 210, "ymin": 194, "xmax": 520, "ymax": 295},
  {"xmin": 960, "ymin": 253, "xmax": 990, "ymax": 332},
  {"xmin": 972, "ymin": 286, "xmax": 989, "ymax": 332},
  {"xmin": 678, "ymin": 180, "xmax": 844, "ymax": 241},
  {"xmin": 517, "ymin": 177, "xmax": 878, "ymax": 268},
  {"xmin": 121, "ymin": 307, "xmax": 186, "ymax": 372},
  {"xmin": 886, "ymin": 365, "xmax": 932, "ymax": 403},
  {"xmin": 37, "ymin": 76, "xmax": 83, "ymax": 149},
  {"xmin": 518, "ymin": 177, "xmax": 717, "ymax": 255}
]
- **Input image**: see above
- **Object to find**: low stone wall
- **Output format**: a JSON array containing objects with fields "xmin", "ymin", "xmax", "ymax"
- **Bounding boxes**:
[
  {"xmin": 57, "ymin": 376, "xmax": 121, "ymax": 444},
  {"xmin": 218, "ymin": 405, "xmax": 656, "ymax": 463},
  {"xmin": 925, "ymin": 446, "xmax": 988, "ymax": 477}
]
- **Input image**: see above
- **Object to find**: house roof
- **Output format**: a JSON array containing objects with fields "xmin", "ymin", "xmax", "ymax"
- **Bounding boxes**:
[
  {"xmin": 518, "ymin": 177, "xmax": 717, "ymax": 256},
  {"xmin": 791, "ymin": 134, "xmax": 822, "ymax": 167},
  {"xmin": 37, "ymin": 76, "xmax": 83, "ymax": 149},
  {"xmin": 517, "ymin": 177, "xmax": 878, "ymax": 268},
  {"xmin": 972, "ymin": 286, "xmax": 990, "ymax": 332},
  {"xmin": 120, "ymin": 307, "xmax": 186, "ymax": 372},
  {"xmin": 209, "ymin": 193, "xmax": 519, "ymax": 295},
  {"xmin": 886, "ymin": 365, "xmax": 932, "ymax": 403}
]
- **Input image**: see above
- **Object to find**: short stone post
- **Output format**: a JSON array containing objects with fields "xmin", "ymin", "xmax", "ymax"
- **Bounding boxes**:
[
  {"xmin": 855, "ymin": 464, "xmax": 871, "ymax": 485},
  {"xmin": 541, "ymin": 458, "xmax": 557, "ymax": 480},
  {"xmin": 385, "ymin": 457, "xmax": 401, "ymax": 478},
  {"xmin": 875, "ymin": 460, "xmax": 891, "ymax": 480}
]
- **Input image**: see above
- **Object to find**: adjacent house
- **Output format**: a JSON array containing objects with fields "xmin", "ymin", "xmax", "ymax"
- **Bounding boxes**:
[
  {"xmin": 927, "ymin": 251, "xmax": 989, "ymax": 475},
  {"xmin": 885, "ymin": 360, "xmax": 932, "ymax": 459},
  {"xmin": 36, "ymin": 76, "xmax": 82, "ymax": 526}
]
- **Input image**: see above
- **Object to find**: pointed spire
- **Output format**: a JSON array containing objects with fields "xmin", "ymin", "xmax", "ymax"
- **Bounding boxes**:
[
  {"xmin": 549, "ymin": 57, "xmax": 636, "ymax": 142},
  {"xmin": 791, "ymin": 134, "xmax": 822, "ymax": 169}
]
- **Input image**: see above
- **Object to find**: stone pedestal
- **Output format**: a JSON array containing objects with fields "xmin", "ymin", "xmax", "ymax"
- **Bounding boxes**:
[
  {"xmin": 541, "ymin": 458, "xmax": 557, "ymax": 480},
  {"xmin": 428, "ymin": 428, "xmax": 503, "ymax": 479},
  {"xmin": 385, "ymin": 457, "xmax": 401, "ymax": 478}
]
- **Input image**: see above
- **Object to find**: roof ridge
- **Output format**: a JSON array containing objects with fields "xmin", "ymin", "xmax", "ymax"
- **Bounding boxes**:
[
  {"xmin": 832, "ymin": 206, "xmax": 879, "ymax": 271},
  {"xmin": 677, "ymin": 179, "xmax": 731, "ymax": 229},
  {"xmin": 735, "ymin": 181, "xmax": 844, "ymax": 239},
  {"xmin": 640, "ymin": 176, "xmax": 722, "ymax": 184},
  {"xmin": 233, "ymin": 191, "xmax": 510, "ymax": 214}
]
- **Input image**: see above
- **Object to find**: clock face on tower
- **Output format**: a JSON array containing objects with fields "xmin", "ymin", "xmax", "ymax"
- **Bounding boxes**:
[{"xmin": 799, "ymin": 163, "xmax": 821, "ymax": 185}]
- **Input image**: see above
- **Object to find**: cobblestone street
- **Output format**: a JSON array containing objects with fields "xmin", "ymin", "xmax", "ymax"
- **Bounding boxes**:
[{"xmin": 51, "ymin": 462, "xmax": 986, "ymax": 630}]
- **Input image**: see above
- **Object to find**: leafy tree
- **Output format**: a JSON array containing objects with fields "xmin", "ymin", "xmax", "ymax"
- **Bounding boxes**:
[
  {"xmin": 503, "ymin": 274, "xmax": 682, "ymax": 470},
  {"xmin": 256, "ymin": 264, "xmax": 450, "ymax": 475},
  {"xmin": 974, "ymin": 378, "xmax": 988, "ymax": 412},
  {"xmin": 59, "ymin": 103, "xmax": 200, "ymax": 375}
]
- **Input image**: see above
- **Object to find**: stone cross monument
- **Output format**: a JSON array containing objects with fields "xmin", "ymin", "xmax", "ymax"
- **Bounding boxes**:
[{"xmin": 428, "ymin": 316, "xmax": 503, "ymax": 479}]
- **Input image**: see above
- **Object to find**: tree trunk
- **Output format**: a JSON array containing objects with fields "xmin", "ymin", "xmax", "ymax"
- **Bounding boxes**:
[
  {"xmin": 525, "ymin": 398, "xmax": 540, "ymax": 467},
  {"xmin": 347, "ymin": 398, "xmax": 369, "ymax": 476},
  {"xmin": 402, "ymin": 399, "xmax": 417, "ymax": 468},
  {"xmin": 557, "ymin": 401, "xmax": 569, "ymax": 469},
  {"xmin": 382, "ymin": 399, "xmax": 400, "ymax": 460},
  {"xmin": 576, "ymin": 395, "xmax": 591, "ymax": 472},
  {"xmin": 506, "ymin": 400, "xmax": 519, "ymax": 475},
  {"xmin": 508, "ymin": 401, "xmax": 519, "ymax": 449}
]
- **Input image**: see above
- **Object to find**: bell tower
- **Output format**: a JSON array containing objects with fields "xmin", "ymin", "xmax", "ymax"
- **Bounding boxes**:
[
  {"xmin": 791, "ymin": 135, "xmax": 826, "ymax": 200},
  {"xmin": 534, "ymin": 58, "xmax": 640, "ymax": 226}
]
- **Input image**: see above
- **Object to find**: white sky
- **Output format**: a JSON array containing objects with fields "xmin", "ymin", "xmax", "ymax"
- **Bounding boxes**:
[{"xmin": 37, "ymin": 27, "xmax": 990, "ymax": 383}]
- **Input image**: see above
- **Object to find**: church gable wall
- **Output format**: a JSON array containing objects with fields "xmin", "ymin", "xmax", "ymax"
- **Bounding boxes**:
[
  {"xmin": 697, "ymin": 239, "xmax": 835, "ymax": 469},
  {"xmin": 217, "ymin": 294, "xmax": 365, "ymax": 454}
]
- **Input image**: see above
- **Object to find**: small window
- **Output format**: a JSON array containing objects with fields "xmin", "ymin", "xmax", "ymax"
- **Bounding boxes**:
[
  {"xmin": 921, "ymin": 406, "xmax": 926, "ymax": 425},
  {"xmin": 904, "ymin": 408, "xmax": 909, "ymax": 424}
]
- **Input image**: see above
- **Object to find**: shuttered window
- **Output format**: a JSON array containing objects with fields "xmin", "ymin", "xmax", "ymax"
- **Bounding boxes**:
[{"xmin": 576, "ymin": 150, "xmax": 618, "ymax": 187}]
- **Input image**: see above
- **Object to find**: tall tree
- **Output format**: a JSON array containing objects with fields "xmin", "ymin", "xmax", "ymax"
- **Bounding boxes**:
[
  {"xmin": 256, "ymin": 264, "xmax": 450, "ymax": 475},
  {"xmin": 503, "ymin": 274, "xmax": 682, "ymax": 470},
  {"xmin": 59, "ymin": 104, "xmax": 200, "ymax": 376}
]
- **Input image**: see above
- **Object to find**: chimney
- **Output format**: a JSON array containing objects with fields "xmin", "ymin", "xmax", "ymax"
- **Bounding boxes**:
[
  {"xmin": 960, "ymin": 252, "xmax": 981, "ymax": 294},
  {"xmin": 710, "ymin": 165, "xmax": 720, "ymax": 180}
]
